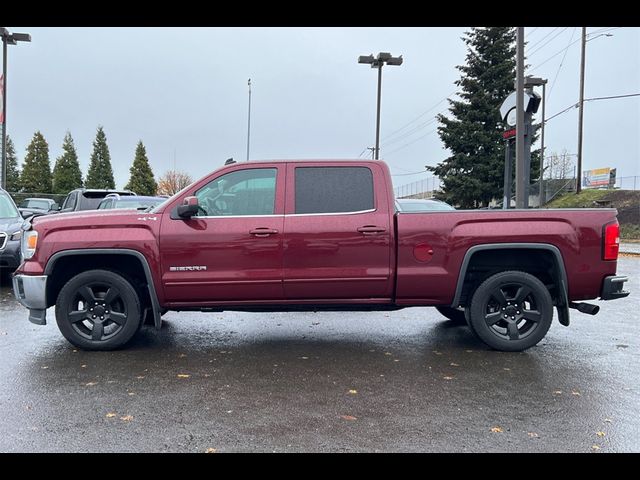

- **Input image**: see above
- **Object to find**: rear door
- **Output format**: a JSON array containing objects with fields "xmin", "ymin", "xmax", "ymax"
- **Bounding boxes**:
[{"xmin": 283, "ymin": 163, "xmax": 392, "ymax": 300}]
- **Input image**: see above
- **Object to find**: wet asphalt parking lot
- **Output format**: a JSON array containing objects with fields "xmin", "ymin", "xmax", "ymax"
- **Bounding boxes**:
[{"xmin": 0, "ymin": 256, "xmax": 638, "ymax": 453}]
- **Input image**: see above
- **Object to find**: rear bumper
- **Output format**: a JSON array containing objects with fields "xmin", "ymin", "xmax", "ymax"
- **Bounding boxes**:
[
  {"xmin": 600, "ymin": 275, "xmax": 630, "ymax": 301},
  {"xmin": 12, "ymin": 274, "xmax": 48, "ymax": 325}
]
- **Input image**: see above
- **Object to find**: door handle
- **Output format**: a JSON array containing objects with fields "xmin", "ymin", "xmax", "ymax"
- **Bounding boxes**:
[
  {"xmin": 357, "ymin": 225, "xmax": 386, "ymax": 234},
  {"xmin": 250, "ymin": 228, "xmax": 279, "ymax": 237}
]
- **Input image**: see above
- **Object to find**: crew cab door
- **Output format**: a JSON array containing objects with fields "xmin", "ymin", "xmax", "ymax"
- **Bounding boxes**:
[
  {"xmin": 283, "ymin": 163, "xmax": 393, "ymax": 300},
  {"xmin": 159, "ymin": 164, "xmax": 285, "ymax": 304}
]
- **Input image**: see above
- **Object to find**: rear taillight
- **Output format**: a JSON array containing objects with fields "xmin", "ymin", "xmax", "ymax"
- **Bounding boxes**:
[{"xmin": 603, "ymin": 222, "xmax": 620, "ymax": 261}]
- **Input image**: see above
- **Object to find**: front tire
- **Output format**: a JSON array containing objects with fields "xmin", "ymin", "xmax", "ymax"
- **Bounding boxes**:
[
  {"xmin": 468, "ymin": 270, "xmax": 553, "ymax": 352},
  {"xmin": 55, "ymin": 269, "xmax": 142, "ymax": 351}
]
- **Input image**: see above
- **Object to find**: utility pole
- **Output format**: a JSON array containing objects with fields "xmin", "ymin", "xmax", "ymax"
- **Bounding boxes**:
[
  {"xmin": 246, "ymin": 78, "xmax": 251, "ymax": 162},
  {"xmin": 576, "ymin": 27, "xmax": 586, "ymax": 194},
  {"xmin": 515, "ymin": 27, "xmax": 526, "ymax": 209},
  {"xmin": 539, "ymin": 80, "xmax": 547, "ymax": 205}
]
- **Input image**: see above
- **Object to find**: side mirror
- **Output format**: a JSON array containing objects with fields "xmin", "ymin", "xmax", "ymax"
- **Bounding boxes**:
[
  {"xmin": 20, "ymin": 210, "xmax": 32, "ymax": 219},
  {"xmin": 177, "ymin": 196, "xmax": 199, "ymax": 218},
  {"xmin": 50, "ymin": 203, "xmax": 59, "ymax": 212}
]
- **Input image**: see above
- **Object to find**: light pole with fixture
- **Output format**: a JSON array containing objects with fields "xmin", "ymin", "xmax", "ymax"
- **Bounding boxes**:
[
  {"xmin": 358, "ymin": 52, "xmax": 403, "ymax": 160},
  {"xmin": 1, "ymin": 27, "xmax": 31, "ymax": 190}
]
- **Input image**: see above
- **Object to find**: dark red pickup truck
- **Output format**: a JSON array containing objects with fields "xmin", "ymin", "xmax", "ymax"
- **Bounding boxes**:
[{"xmin": 12, "ymin": 160, "xmax": 629, "ymax": 351}]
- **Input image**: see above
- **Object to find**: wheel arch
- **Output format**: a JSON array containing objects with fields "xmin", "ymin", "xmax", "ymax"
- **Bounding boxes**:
[
  {"xmin": 45, "ymin": 249, "xmax": 162, "ymax": 329},
  {"xmin": 451, "ymin": 243, "xmax": 570, "ymax": 326}
]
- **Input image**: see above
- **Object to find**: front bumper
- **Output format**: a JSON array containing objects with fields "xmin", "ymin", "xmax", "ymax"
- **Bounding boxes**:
[
  {"xmin": 12, "ymin": 274, "xmax": 48, "ymax": 325},
  {"xmin": 0, "ymin": 239, "xmax": 21, "ymax": 269},
  {"xmin": 600, "ymin": 275, "xmax": 630, "ymax": 301}
]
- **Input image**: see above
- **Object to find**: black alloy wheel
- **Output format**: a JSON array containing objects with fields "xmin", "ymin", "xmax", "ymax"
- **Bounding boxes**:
[
  {"xmin": 468, "ymin": 270, "xmax": 553, "ymax": 352},
  {"xmin": 56, "ymin": 269, "xmax": 142, "ymax": 350}
]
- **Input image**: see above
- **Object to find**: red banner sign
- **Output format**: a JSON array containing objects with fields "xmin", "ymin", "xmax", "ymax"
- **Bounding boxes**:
[{"xmin": 502, "ymin": 128, "xmax": 516, "ymax": 139}]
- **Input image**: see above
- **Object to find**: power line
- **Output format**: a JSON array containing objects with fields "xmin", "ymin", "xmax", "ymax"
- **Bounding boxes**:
[
  {"xmin": 528, "ymin": 27, "xmax": 570, "ymax": 57},
  {"xmin": 390, "ymin": 170, "xmax": 429, "ymax": 177},
  {"xmin": 383, "ymin": 115, "xmax": 440, "ymax": 147},
  {"xmin": 584, "ymin": 93, "xmax": 640, "ymax": 102},
  {"xmin": 381, "ymin": 92, "xmax": 455, "ymax": 142},
  {"xmin": 384, "ymin": 128, "xmax": 439, "ymax": 156},
  {"xmin": 526, "ymin": 27, "xmax": 561, "ymax": 51},
  {"xmin": 548, "ymin": 27, "xmax": 577, "ymax": 101}
]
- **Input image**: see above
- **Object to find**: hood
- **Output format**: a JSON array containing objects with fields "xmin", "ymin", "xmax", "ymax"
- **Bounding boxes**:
[
  {"xmin": 0, "ymin": 215, "xmax": 24, "ymax": 234},
  {"xmin": 32, "ymin": 209, "xmax": 154, "ymax": 231}
]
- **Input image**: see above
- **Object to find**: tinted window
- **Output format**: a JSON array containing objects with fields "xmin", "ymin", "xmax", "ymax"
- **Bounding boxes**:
[
  {"xmin": 295, "ymin": 167, "xmax": 374, "ymax": 214},
  {"xmin": 195, "ymin": 168, "xmax": 277, "ymax": 216},
  {"xmin": 0, "ymin": 192, "xmax": 19, "ymax": 218},
  {"xmin": 62, "ymin": 192, "xmax": 77, "ymax": 210},
  {"xmin": 22, "ymin": 199, "xmax": 50, "ymax": 210}
]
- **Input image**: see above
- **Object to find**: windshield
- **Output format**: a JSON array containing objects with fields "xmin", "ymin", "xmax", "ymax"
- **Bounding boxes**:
[
  {"xmin": 0, "ymin": 192, "xmax": 20, "ymax": 218},
  {"xmin": 21, "ymin": 199, "xmax": 50, "ymax": 210}
]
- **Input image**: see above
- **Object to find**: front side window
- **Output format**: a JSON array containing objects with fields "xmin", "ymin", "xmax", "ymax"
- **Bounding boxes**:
[
  {"xmin": 195, "ymin": 168, "xmax": 277, "ymax": 216},
  {"xmin": 62, "ymin": 192, "xmax": 77, "ymax": 210},
  {"xmin": 294, "ymin": 167, "xmax": 374, "ymax": 214}
]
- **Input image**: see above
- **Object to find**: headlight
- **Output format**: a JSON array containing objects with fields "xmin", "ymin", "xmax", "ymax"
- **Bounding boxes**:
[
  {"xmin": 21, "ymin": 230, "xmax": 38, "ymax": 260},
  {"xmin": 10, "ymin": 231, "xmax": 22, "ymax": 241}
]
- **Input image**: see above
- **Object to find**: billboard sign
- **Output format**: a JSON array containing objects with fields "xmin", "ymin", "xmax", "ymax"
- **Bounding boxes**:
[{"xmin": 582, "ymin": 167, "xmax": 616, "ymax": 188}]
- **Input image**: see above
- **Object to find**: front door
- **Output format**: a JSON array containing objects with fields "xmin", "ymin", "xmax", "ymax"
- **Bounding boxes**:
[
  {"xmin": 283, "ymin": 163, "xmax": 393, "ymax": 300},
  {"xmin": 160, "ymin": 165, "xmax": 285, "ymax": 305}
]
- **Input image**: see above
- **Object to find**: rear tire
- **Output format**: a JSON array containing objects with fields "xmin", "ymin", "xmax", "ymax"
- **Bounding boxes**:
[
  {"xmin": 435, "ymin": 306, "xmax": 467, "ymax": 324},
  {"xmin": 55, "ymin": 269, "xmax": 142, "ymax": 351},
  {"xmin": 468, "ymin": 270, "xmax": 553, "ymax": 352}
]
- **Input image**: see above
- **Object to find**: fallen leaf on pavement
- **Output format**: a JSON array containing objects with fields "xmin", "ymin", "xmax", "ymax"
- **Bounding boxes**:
[
  {"xmin": 300, "ymin": 356, "xmax": 309, "ymax": 360},
  {"xmin": 596, "ymin": 431, "xmax": 606, "ymax": 437},
  {"xmin": 128, "ymin": 392, "xmax": 135, "ymax": 396},
  {"xmin": 450, "ymin": 363, "xmax": 460, "ymax": 367},
  {"xmin": 105, "ymin": 413, "xmax": 117, "ymax": 418},
  {"xmin": 527, "ymin": 432, "xmax": 539, "ymax": 438},
  {"xmin": 571, "ymin": 391, "xmax": 581, "ymax": 396},
  {"xmin": 490, "ymin": 427, "xmax": 503, "ymax": 433},
  {"xmin": 592, "ymin": 445, "xmax": 601, "ymax": 451},
  {"xmin": 348, "ymin": 389, "xmax": 357, "ymax": 395},
  {"xmin": 205, "ymin": 448, "xmax": 217, "ymax": 453},
  {"xmin": 177, "ymin": 374, "xmax": 190, "ymax": 378},
  {"xmin": 553, "ymin": 390, "xmax": 562, "ymax": 395},
  {"xmin": 433, "ymin": 351, "xmax": 442, "ymax": 355},
  {"xmin": 120, "ymin": 415, "xmax": 133, "ymax": 422},
  {"xmin": 443, "ymin": 376, "xmax": 454, "ymax": 380},
  {"xmin": 604, "ymin": 418, "xmax": 613, "ymax": 423},
  {"xmin": 85, "ymin": 382, "xmax": 98, "ymax": 386},
  {"xmin": 41, "ymin": 366, "xmax": 49, "ymax": 370},
  {"xmin": 503, "ymin": 368, "xmax": 511, "ymax": 371},
  {"xmin": 384, "ymin": 352, "xmax": 392, "ymax": 356},
  {"xmin": 81, "ymin": 365, "xmax": 87, "ymax": 368},
  {"xmin": 136, "ymin": 376, "xmax": 145, "ymax": 379},
  {"xmin": 340, "ymin": 415, "xmax": 357, "ymax": 421}
]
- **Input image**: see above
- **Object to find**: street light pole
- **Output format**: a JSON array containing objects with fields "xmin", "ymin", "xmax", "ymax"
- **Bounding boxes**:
[
  {"xmin": 515, "ymin": 27, "xmax": 526, "ymax": 209},
  {"xmin": 539, "ymin": 80, "xmax": 547, "ymax": 205},
  {"xmin": 0, "ymin": 27, "xmax": 31, "ymax": 190},
  {"xmin": 375, "ymin": 63, "xmax": 383, "ymax": 160},
  {"xmin": 246, "ymin": 78, "xmax": 251, "ymax": 162},
  {"xmin": 576, "ymin": 27, "xmax": 586, "ymax": 194},
  {"xmin": 358, "ymin": 52, "xmax": 403, "ymax": 160}
]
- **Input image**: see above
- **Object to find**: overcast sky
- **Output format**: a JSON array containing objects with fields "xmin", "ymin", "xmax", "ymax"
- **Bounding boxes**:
[{"xmin": 4, "ymin": 27, "xmax": 639, "ymax": 190}]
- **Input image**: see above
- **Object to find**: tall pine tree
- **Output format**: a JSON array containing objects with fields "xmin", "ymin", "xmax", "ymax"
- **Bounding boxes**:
[
  {"xmin": 85, "ymin": 126, "xmax": 115, "ymax": 189},
  {"xmin": 5, "ymin": 135, "xmax": 21, "ymax": 192},
  {"xmin": 125, "ymin": 141, "xmax": 157, "ymax": 195},
  {"xmin": 52, "ymin": 132, "xmax": 83, "ymax": 194},
  {"xmin": 20, "ymin": 131, "xmax": 52, "ymax": 193},
  {"xmin": 427, "ymin": 27, "xmax": 539, "ymax": 208}
]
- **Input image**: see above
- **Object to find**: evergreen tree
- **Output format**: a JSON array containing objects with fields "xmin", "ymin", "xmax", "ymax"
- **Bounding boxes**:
[
  {"xmin": 52, "ymin": 132, "xmax": 83, "ymax": 194},
  {"xmin": 85, "ymin": 126, "xmax": 115, "ymax": 189},
  {"xmin": 427, "ymin": 27, "xmax": 540, "ymax": 208},
  {"xmin": 5, "ymin": 135, "xmax": 21, "ymax": 192},
  {"xmin": 125, "ymin": 141, "xmax": 157, "ymax": 195},
  {"xmin": 20, "ymin": 131, "xmax": 52, "ymax": 193}
]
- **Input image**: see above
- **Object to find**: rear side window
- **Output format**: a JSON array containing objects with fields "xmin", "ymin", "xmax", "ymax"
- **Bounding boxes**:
[{"xmin": 295, "ymin": 167, "xmax": 374, "ymax": 214}]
